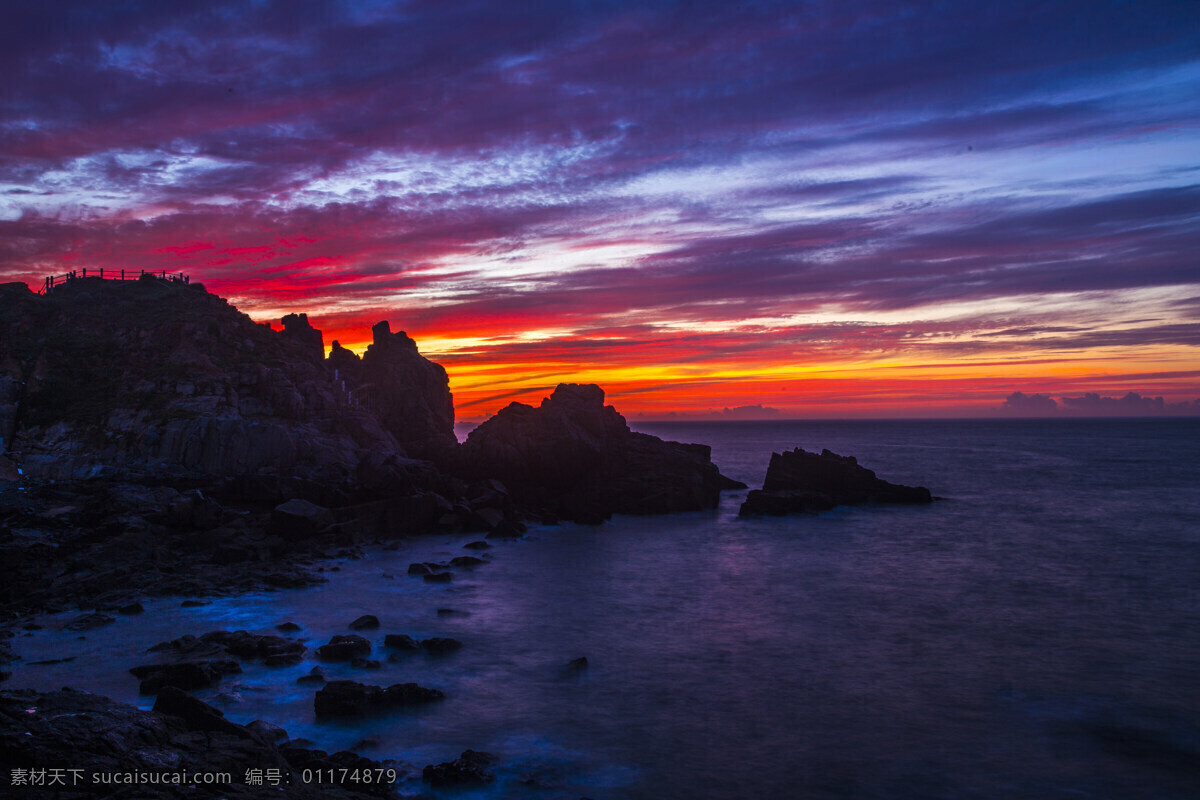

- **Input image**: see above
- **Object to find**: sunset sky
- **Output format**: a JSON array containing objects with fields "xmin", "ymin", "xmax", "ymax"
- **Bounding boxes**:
[{"xmin": 2, "ymin": 1, "xmax": 1198, "ymax": 419}]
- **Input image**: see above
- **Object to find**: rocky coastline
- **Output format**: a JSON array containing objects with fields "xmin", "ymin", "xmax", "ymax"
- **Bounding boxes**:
[{"xmin": 0, "ymin": 275, "xmax": 749, "ymax": 796}]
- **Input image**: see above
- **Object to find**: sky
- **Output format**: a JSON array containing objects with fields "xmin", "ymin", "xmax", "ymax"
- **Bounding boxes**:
[{"xmin": 2, "ymin": 0, "xmax": 1198, "ymax": 420}]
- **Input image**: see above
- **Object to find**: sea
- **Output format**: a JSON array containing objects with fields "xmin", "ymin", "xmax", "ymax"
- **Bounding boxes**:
[{"xmin": 10, "ymin": 419, "xmax": 1200, "ymax": 799}]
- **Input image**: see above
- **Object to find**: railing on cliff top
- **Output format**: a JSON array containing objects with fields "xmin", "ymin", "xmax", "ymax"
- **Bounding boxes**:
[{"xmin": 38, "ymin": 269, "xmax": 190, "ymax": 294}]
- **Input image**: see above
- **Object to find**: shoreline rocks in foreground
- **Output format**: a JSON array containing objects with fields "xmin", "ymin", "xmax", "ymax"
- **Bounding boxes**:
[
  {"xmin": 739, "ymin": 447, "xmax": 932, "ymax": 517},
  {"xmin": 0, "ymin": 687, "xmax": 398, "ymax": 798}
]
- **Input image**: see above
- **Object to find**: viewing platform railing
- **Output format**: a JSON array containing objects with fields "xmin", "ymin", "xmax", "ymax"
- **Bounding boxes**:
[{"xmin": 39, "ymin": 269, "xmax": 190, "ymax": 294}]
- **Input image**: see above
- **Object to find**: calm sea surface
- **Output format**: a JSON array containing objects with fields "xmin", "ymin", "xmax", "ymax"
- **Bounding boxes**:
[{"xmin": 12, "ymin": 419, "xmax": 1200, "ymax": 799}]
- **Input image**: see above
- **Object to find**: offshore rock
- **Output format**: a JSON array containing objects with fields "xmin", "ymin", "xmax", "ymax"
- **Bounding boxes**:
[
  {"xmin": 739, "ymin": 448, "xmax": 933, "ymax": 517},
  {"xmin": 456, "ymin": 384, "xmax": 743, "ymax": 523}
]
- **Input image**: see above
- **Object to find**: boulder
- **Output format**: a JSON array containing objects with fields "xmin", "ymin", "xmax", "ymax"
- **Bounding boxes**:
[
  {"xmin": 349, "ymin": 614, "xmax": 380, "ymax": 630},
  {"xmin": 129, "ymin": 659, "xmax": 242, "ymax": 694},
  {"xmin": 384, "ymin": 634, "xmax": 420, "ymax": 651},
  {"xmin": 739, "ymin": 448, "xmax": 933, "ymax": 517},
  {"xmin": 199, "ymin": 630, "xmax": 307, "ymax": 665},
  {"xmin": 151, "ymin": 686, "xmax": 252, "ymax": 739},
  {"xmin": 423, "ymin": 749, "xmax": 497, "ymax": 787},
  {"xmin": 314, "ymin": 679, "xmax": 445, "ymax": 716},
  {"xmin": 270, "ymin": 498, "xmax": 333, "ymax": 538},
  {"xmin": 316, "ymin": 634, "xmax": 372, "ymax": 661}
]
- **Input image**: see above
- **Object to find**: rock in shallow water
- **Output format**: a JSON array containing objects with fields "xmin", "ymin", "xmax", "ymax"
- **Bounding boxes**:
[
  {"xmin": 314, "ymin": 679, "xmax": 445, "ymax": 716},
  {"xmin": 316, "ymin": 634, "xmax": 371, "ymax": 661},
  {"xmin": 423, "ymin": 749, "xmax": 497, "ymax": 786}
]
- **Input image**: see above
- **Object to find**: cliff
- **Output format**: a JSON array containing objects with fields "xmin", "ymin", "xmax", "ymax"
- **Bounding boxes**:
[{"xmin": 0, "ymin": 278, "xmax": 453, "ymax": 489}]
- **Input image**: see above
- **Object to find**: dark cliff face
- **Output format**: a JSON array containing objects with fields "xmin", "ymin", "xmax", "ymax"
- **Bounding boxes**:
[
  {"xmin": 0, "ymin": 278, "xmax": 454, "ymax": 485},
  {"xmin": 456, "ymin": 383, "xmax": 738, "ymax": 522}
]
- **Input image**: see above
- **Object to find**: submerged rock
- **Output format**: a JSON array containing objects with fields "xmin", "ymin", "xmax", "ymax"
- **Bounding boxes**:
[
  {"xmin": 421, "ymin": 637, "xmax": 463, "ymax": 655},
  {"xmin": 738, "ymin": 448, "xmax": 932, "ymax": 517}
]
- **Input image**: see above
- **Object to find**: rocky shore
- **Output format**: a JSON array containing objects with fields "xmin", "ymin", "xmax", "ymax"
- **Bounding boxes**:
[{"xmin": 0, "ymin": 275, "xmax": 743, "ymax": 796}]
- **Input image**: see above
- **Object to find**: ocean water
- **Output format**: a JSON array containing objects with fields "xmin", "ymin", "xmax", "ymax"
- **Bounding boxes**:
[{"xmin": 10, "ymin": 419, "xmax": 1200, "ymax": 799}]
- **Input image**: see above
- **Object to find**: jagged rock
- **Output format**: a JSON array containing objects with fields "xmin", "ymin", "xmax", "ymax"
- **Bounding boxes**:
[
  {"xmin": 738, "ymin": 448, "xmax": 933, "ymax": 517},
  {"xmin": 384, "ymin": 634, "xmax": 420, "ymax": 651},
  {"xmin": 456, "ymin": 384, "xmax": 742, "ymax": 522},
  {"xmin": 349, "ymin": 614, "xmax": 379, "ymax": 630},
  {"xmin": 423, "ymin": 749, "xmax": 497, "ymax": 787},
  {"xmin": 297, "ymin": 666, "xmax": 326, "ymax": 686},
  {"xmin": 0, "ymin": 279, "xmax": 447, "ymax": 500},
  {"xmin": 129, "ymin": 659, "xmax": 242, "ymax": 694},
  {"xmin": 153, "ymin": 686, "xmax": 251, "ymax": 738},
  {"xmin": 276, "ymin": 621, "xmax": 303, "ymax": 632},
  {"xmin": 313, "ymin": 679, "xmax": 444, "ymax": 716},
  {"xmin": 271, "ymin": 498, "xmax": 333, "ymax": 538},
  {"xmin": 247, "ymin": 719, "xmax": 289, "ymax": 742},
  {"xmin": 316, "ymin": 634, "xmax": 371, "ymax": 661},
  {"xmin": 199, "ymin": 630, "xmax": 307, "ymax": 665},
  {"xmin": 330, "ymin": 321, "xmax": 457, "ymax": 461},
  {"xmin": 280, "ymin": 312, "xmax": 324, "ymax": 364},
  {"xmin": 487, "ymin": 518, "xmax": 527, "ymax": 538}
]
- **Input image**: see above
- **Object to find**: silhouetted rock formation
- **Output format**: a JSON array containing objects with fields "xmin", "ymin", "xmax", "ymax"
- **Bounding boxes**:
[
  {"xmin": 739, "ymin": 448, "xmax": 932, "ymax": 517},
  {"xmin": 280, "ymin": 312, "xmax": 324, "ymax": 364},
  {"xmin": 456, "ymin": 383, "xmax": 743, "ymax": 523},
  {"xmin": 328, "ymin": 321, "xmax": 456, "ymax": 461}
]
